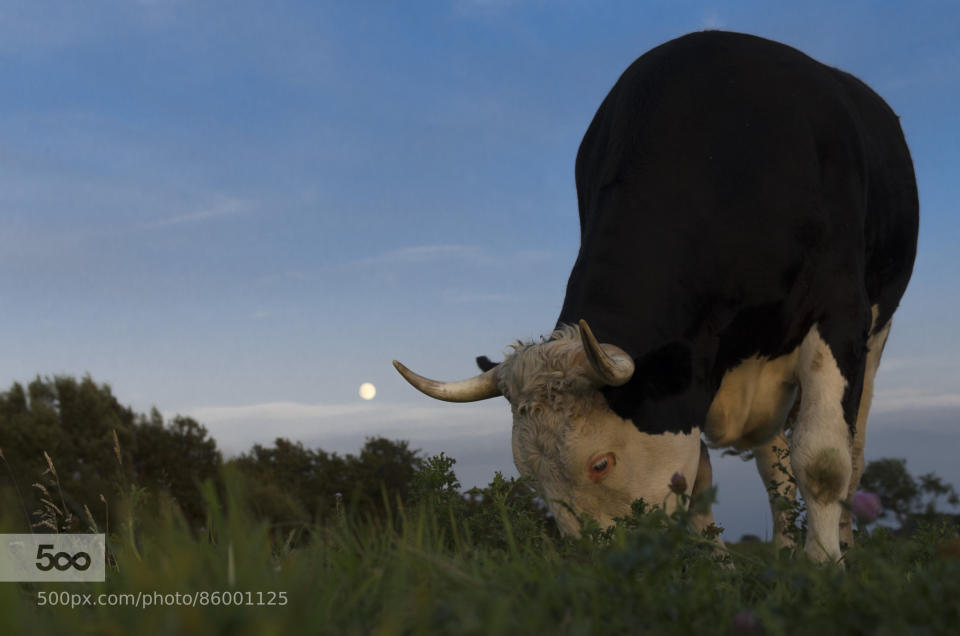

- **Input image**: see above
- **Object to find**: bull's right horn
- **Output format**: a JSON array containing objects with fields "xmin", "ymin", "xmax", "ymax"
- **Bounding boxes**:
[
  {"xmin": 578, "ymin": 319, "xmax": 635, "ymax": 387},
  {"xmin": 392, "ymin": 360, "xmax": 502, "ymax": 402}
]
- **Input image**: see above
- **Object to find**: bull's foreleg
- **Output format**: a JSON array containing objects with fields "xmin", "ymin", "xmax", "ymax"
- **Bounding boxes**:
[
  {"xmin": 690, "ymin": 440, "xmax": 725, "ymax": 547},
  {"xmin": 790, "ymin": 325, "xmax": 863, "ymax": 563},
  {"xmin": 839, "ymin": 317, "xmax": 891, "ymax": 548},
  {"xmin": 754, "ymin": 430, "xmax": 796, "ymax": 551}
]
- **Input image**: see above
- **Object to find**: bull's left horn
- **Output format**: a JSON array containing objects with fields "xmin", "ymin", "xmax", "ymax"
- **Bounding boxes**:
[
  {"xmin": 392, "ymin": 361, "xmax": 502, "ymax": 402},
  {"xmin": 578, "ymin": 319, "xmax": 635, "ymax": 386}
]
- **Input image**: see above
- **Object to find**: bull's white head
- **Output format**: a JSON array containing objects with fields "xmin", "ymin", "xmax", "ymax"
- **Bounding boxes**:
[{"xmin": 393, "ymin": 320, "xmax": 701, "ymax": 534}]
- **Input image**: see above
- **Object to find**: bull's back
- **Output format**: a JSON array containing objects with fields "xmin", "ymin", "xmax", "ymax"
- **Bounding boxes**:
[
  {"xmin": 829, "ymin": 69, "xmax": 918, "ymax": 333},
  {"xmin": 563, "ymin": 31, "xmax": 917, "ymax": 358}
]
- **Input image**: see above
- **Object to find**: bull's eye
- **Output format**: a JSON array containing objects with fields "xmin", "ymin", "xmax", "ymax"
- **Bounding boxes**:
[{"xmin": 588, "ymin": 453, "xmax": 614, "ymax": 482}]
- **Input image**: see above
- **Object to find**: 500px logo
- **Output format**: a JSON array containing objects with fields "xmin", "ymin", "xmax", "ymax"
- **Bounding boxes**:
[
  {"xmin": 35, "ymin": 544, "xmax": 92, "ymax": 572},
  {"xmin": 1, "ymin": 534, "xmax": 105, "ymax": 582}
]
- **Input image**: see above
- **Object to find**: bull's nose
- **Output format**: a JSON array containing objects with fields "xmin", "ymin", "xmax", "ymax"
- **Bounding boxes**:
[{"xmin": 550, "ymin": 504, "xmax": 582, "ymax": 536}]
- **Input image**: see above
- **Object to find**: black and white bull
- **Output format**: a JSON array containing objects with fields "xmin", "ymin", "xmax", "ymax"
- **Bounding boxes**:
[{"xmin": 394, "ymin": 31, "xmax": 918, "ymax": 562}]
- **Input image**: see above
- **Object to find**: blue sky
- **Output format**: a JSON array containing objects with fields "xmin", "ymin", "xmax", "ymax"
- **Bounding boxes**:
[{"xmin": 2, "ymin": 1, "xmax": 958, "ymax": 538}]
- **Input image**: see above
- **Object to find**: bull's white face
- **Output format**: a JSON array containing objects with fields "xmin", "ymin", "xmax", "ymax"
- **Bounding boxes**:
[
  {"xmin": 393, "ymin": 321, "xmax": 702, "ymax": 535},
  {"xmin": 497, "ymin": 335, "xmax": 702, "ymax": 534}
]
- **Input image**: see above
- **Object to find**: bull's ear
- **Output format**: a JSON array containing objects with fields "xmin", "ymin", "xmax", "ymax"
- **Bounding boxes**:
[{"xmin": 476, "ymin": 356, "xmax": 500, "ymax": 372}]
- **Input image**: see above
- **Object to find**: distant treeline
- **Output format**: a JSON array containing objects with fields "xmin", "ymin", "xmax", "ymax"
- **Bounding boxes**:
[
  {"xmin": 0, "ymin": 375, "xmax": 956, "ymax": 540},
  {"xmin": 0, "ymin": 375, "xmax": 426, "ymax": 536}
]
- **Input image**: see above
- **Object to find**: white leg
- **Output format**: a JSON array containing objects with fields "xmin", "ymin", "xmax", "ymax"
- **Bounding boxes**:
[{"xmin": 790, "ymin": 326, "xmax": 854, "ymax": 563}]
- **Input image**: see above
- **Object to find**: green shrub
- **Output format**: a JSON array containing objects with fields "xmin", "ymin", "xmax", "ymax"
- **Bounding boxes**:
[{"xmin": 1, "ymin": 449, "xmax": 959, "ymax": 635}]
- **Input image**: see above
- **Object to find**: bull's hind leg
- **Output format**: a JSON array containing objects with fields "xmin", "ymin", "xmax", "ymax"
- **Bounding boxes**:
[
  {"xmin": 839, "ymin": 314, "xmax": 891, "ymax": 548},
  {"xmin": 691, "ymin": 440, "xmax": 724, "ymax": 545},
  {"xmin": 755, "ymin": 429, "xmax": 797, "ymax": 551},
  {"xmin": 790, "ymin": 323, "xmax": 867, "ymax": 563}
]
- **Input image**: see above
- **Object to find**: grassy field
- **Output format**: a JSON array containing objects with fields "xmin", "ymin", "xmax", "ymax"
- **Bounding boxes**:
[{"xmin": 2, "ymin": 458, "xmax": 959, "ymax": 635}]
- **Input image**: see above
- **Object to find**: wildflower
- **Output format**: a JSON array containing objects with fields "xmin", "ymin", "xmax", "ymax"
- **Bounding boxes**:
[
  {"xmin": 732, "ymin": 609, "xmax": 759, "ymax": 633},
  {"xmin": 851, "ymin": 490, "xmax": 882, "ymax": 523},
  {"xmin": 335, "ymin": 492, "xmax": 343, "ymax": 499},
  {"xmin": 669, "ymin": 472, "xmax": 687, "ymax": 495},
  {"xmin": 701, "ymin": 522, "xmax": 722, "ymax": 540}
]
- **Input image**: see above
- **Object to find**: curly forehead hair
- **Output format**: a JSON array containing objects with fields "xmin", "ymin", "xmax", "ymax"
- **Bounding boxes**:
[
  {"xmin": 495, "ymin": 324, "xmax": 592, "ymax": 415},
  {"xmin": 498, "ymin": 324, "xmax": 608, "ymax": 483}
]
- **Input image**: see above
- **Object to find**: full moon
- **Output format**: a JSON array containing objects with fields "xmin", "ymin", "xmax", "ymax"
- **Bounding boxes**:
[{"xmin": 359, "ymin": 382, "xmax": 376, "ymax": 400}]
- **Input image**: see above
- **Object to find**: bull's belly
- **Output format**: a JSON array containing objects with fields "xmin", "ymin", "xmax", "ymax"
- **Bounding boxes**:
[{"xmin": 704, "ymin": 350, "xmax": 800, "ymax": 449}]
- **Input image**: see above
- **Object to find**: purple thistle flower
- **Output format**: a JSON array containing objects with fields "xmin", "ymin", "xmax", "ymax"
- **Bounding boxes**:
[
  {"xmin": 851, "ymin": 490, "xmax": 882, "ymax": 523},
  {"xmin": 732, "ymin": 609, "xmax": 759, "ymax": 633},
  {"xmin": 669, "ymin": 471, "xmax": 687, "ymax": 494},
  {"xmin": 334, "ymin": 492, "xmax": 343, "ymax": 499}
]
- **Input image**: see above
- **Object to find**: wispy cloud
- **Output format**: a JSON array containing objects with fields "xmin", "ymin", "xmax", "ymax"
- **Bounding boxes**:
[
  {"xmin": 514, "ymin": 249, "xmax": 552, "ymax": 263},
  {"xmin": 878, "ymin": 355, "xmax": 956, "ymax": 374},
  {"xmin": 248, "ymin": 244, "xmax": 553, "ymax": 292},
  {"xmin": 353, "ymin": 244, "xmax": 488, "ymax": 267},
  {"xmin": 872, "ymin": 388, "xmax": 960, "ymax": 413},
  {"xmin": 171, "ymin": 399, "xmax": 510, "ymax": 456},
  {"xmin": 184, "ymin": 401, "xmax": 372, "ymax": 424},
  {"xmin": 349, "ymin": 245, "xmax": 553, "ymax": 270},
  {"xmin": 181, "ymin": 399, "xmax": 503, "ymax": 428},
  {"xmin": 698, "ymin": 10, "xmax": 726, "ymax": 30},
  {"xmin": 142, "ymin": 195, "xmax": 250, "ymax": 230},
  {"xmin": 444, "ymin": 291, "xmax": 518, "ymax": 303}
]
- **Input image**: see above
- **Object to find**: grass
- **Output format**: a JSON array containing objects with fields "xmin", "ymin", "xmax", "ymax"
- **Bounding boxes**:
[{"xmin": 2, "ymin": 458, "xmax": 960, "ymax": 635}]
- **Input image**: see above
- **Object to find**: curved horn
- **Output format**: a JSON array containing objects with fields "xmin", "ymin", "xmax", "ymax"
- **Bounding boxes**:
[
  {"xmin": 578, "ymin": 319, "xmax": 635, "ymax": 386},
  {"xmin": 392, "ymin": 360, "xmax": 502, "ymax": 402}
]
